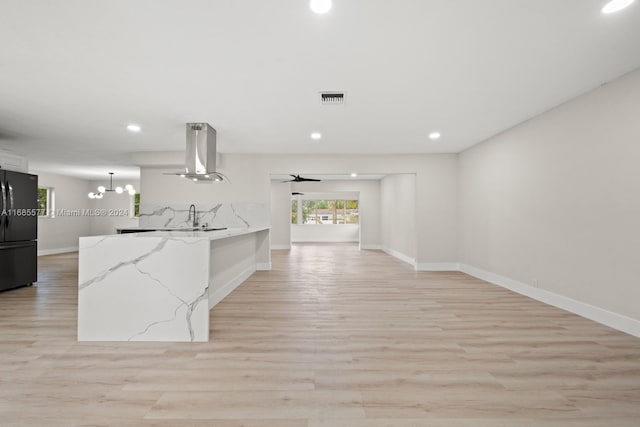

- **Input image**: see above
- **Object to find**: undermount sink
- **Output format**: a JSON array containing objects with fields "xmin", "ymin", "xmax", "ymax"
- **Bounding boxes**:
[
  {"xmin": 117, "ymin": 227, "xmax": 228, "ymax": 234},
  {"xmin": 162, "ymin": 227, "xmax": 227, "ymax": 232},
  {"xmin": 164, "ymin": 227, "xmax": 200, "ymax": 231}
]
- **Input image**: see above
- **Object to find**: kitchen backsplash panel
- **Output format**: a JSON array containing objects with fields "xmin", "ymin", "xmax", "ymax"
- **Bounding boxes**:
[{"xmin": 139, "ymin": 203, "xmax": 269, "ymax": 229}]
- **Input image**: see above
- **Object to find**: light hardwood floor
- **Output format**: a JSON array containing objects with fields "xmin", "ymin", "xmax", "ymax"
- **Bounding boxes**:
[{"xmin": 1, "ymin": 244, "xmax": 639, "ymax": 426}]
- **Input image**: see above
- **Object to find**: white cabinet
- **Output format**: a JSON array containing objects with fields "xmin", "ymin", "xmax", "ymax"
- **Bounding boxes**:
[{"xmin": 0, "ymin": 151, "xmax": 28, "ymax": 173}]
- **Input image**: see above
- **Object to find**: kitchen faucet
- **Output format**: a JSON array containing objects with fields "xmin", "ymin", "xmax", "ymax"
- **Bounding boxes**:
[{"xmin": 187, "ymin": 204, "xmax": 198, "ymax": 228}]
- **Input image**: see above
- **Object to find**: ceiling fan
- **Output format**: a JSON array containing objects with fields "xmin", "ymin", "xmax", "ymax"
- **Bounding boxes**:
[
  {"xmin": 292, "ymin": 192, "xmax": 305, "ymax": 196},
  {"xmin": 282, "ymin": 174, "xmax": 321, "ymax": 182}
]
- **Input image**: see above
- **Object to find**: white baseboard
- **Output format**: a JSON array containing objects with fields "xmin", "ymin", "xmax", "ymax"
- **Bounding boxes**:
[
  {"xmin": 366, "ymin": 246, "xmax": 458, "ymax": 272},
  {"xmin": 381, "ymin": 246, "xmax": 416, "ymax": 269},
  {"xmin": 256, "ymin": 262, "xmax": 271, "ymax": 271},
  {"xmin": 359, "ymin": 244, "xmax": 381, "ymax": 250},
  {"xmin": 460, "ymin": 263, "xmax": 640, "ymax": 339},
  {"xmin": 271, "ymin": 244, "xmax": 291, "ymax": 250},
  {"xmin": 38, "ymin": 246, "xmax": 78, "ymax": 256},
  {"xmin": 208, "ymin": 265, "xmax": 256, "ymax": 309},
  {"xmin": 416, "ymin": 262, "xmax": 460, "ymax": 271}
]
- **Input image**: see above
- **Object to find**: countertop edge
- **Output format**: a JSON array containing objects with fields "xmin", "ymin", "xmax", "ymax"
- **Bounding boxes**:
[{"xmin": 80, "ymin": 227, "xmax": 270, "ymax": 243}]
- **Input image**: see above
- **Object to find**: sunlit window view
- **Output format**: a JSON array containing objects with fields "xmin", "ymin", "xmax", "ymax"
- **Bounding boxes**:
[
  {"xmin": 37, "ymin": 187, "xmax": 53, "ymax": 217},
  {"xmin": 133, "ymin": 193, "xmax": 141, "ymax": 217},
  {"xmin": 291, "ymin": 199, "xmax": 358, "ymax": 225}
]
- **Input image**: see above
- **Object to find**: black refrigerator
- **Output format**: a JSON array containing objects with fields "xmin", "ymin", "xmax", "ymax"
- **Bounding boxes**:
[{"xmin": 0, "ymin": 169, "xmax": 38, "ymax": 292}]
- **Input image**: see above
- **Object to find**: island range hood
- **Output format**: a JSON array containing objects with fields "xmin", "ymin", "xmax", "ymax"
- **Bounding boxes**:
[{"xmin": 168, "ymin": 123, "xmax": 227, "ymax": 183}]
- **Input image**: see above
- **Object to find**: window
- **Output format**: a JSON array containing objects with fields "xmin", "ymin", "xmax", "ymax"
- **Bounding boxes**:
[
  {"xmin": 291, "ymin": 199, "xmax": 359, "ymax": 225},
  {"xmin": 131, "ymin": 193, "xmax": 141, "ymax": 218},
  {"xmin": 291, "ymin": 199, "xmax": 298, "ymax": 224},
  {"xmin": 37, "ymin": 187, "xmax": 54, "ymax": 218}
]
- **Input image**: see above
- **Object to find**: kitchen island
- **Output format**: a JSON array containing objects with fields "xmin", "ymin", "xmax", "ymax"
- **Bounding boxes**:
[{"xmin": 77, "ymin": 227, "xmax": 270, "ymax": 342}]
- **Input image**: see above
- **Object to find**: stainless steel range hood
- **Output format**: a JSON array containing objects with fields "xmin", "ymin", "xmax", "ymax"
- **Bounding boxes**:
[{"xmin": 167, "ymin": 123, "xmax": 227, "ymax": 183}]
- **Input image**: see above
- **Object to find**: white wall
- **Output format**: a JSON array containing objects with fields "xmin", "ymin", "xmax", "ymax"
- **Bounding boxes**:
[
  {"xmin": 417, "ymin": 156, "xmax": 458, "ymax": 266},
  {"xmin": 36, "ymin": 171, "xmax": 92, "ymax": 254},
  {"xmin": 137, "ymin": 154, "xmax": 272, "ymax": 205},
  {"xmin": 380, "ymin": 174, "xmax": 416, "ymax": 264},
  {"xmin": 292, "ymin": 224, "xmax": 359, "ymax": 243},
  {"xmin": 135, "ymin": 154, "xmax": 458, "ymax": 266},
  {"xmin": 458, "ymin": 68, "xmax": 640, "ymax": 325},
  {"xmin": 34, "ymin": 173, "xmax": 140, "ymax": 254},
  {"xmin": 269, "ymin": 181, "xmax": 292, "ymax": 249}
]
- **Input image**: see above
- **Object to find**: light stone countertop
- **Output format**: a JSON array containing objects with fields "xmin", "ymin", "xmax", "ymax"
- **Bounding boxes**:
[{"xmin": 110, "ymin": 226, "xmax": 270, "ymax": 241}]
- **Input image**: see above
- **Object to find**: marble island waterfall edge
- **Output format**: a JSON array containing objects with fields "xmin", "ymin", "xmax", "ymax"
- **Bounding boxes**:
[
  {"xmin": 78, "ymin": 234, "xmax": 211, "ymax": 342},
  {"xmin": 77, "ymin": 226, "xmax": 272, "ymax": 343}
]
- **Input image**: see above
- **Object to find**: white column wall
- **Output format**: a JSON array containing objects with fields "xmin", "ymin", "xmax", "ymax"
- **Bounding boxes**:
[
  {"xmin": 269, "ymin": 180, "xmax": 292, "ymax": 249},
  {"xmin": 380, "ymin": 174, "xmax": 417, "ymax": 265}
]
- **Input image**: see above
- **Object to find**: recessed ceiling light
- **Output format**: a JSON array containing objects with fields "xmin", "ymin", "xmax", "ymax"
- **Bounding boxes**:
[
  {"xmin": 127, "ymin": 124, "xmax": 141, "ymax": 132},
  {"xmin": 602, "ymin": 0, "xmax": 635, "ymax": 14},
  {"xmin": 310, "ymin": 132, "xmax": 322, "ymax": 140},
  {"xmin": 310, "ymin": 0, "xmax": 332, "ymax": 14},
  {"xmin": 351, "ymin": 172, "xmax": 358, "ymax": 178},
  {"xmin": 429, "ymin": 132, "xmax": 441, "ymax": 140}
]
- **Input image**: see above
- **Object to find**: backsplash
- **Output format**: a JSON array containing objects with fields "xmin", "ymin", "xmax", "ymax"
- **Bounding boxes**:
[{"xmin": 139, "ymin": 203, "xmax": 269, "ymax": 229}]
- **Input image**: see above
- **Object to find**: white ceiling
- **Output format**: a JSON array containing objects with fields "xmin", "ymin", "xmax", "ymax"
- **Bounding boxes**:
[
  {"xmin": 271, "ymin": 173, "xmax": 386, "ymax": 181},
  {"xmin": 1, "ymin": 0, "xmax": 639, "ymax": 179}
]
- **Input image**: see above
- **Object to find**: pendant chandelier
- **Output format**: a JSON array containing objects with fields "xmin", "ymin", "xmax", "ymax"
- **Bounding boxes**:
[{"xmin": 88, "ymin": 172, "xmax": 136, "ymax": 199}]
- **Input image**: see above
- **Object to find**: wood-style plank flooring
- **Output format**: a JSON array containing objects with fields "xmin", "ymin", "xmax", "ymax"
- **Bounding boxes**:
[{"xmin": 1, "ymin": 244, "xmax": 639, "ymax": 426}]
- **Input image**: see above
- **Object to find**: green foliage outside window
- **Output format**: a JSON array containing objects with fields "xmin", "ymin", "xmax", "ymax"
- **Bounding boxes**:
[
  {"xmin": 291, "ymin": 199, "xmax": 359, "ymax": 224},
  {"xmin": 134, "ymin": 193, "xmax": 141, "ymax": 217},
  {"xmin": 37, "ymin": 187, "xmax": 50, "ymax": 216},
  {"xmin": 291, "ymin": 199, "xmax": 298, "ymax": 224}
]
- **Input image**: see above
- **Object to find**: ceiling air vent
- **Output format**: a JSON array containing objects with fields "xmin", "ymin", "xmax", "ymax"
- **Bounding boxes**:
[{"xmin": 320, "ymin": 92, "xmax": 345, "ymax": 105}]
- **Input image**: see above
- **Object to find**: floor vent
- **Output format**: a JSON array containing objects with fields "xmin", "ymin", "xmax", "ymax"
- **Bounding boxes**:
[{"xmin": 320, "ymin": 92, "xmax": 345, "ymax": 105}]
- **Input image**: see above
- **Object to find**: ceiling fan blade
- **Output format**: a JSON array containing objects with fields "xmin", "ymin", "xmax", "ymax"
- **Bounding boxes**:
[{"xmin": 282, "ymin": 174, "xmax": 321, "ymax": 182}]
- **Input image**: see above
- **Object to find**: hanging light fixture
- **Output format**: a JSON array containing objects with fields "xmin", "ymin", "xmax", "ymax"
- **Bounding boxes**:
[{"xmin": 88, "ymin": 172, "xmax": 136, "ymax": 199}]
